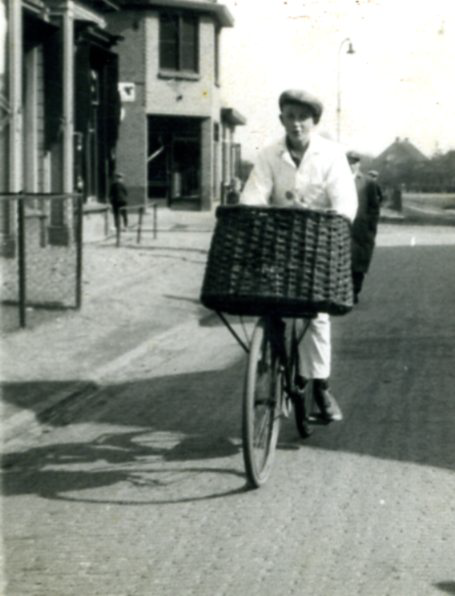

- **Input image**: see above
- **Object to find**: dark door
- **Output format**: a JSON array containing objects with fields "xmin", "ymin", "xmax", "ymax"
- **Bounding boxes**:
[
  {"xmin": 171, "ymin": 136, "xmax": 200, "ymax": 201},
  {"xmin": 148, "ymin": 116, "xmax": 201, "ymax": 207}
]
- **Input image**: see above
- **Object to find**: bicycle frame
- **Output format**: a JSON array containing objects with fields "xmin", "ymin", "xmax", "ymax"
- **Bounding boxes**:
[
  {"xmin": 216, "ymin": 310, "xmax": 313, "ymax": 399},
  {"xmin": 258, "ymin": 315, "xmax": 313, "ymax": 401}
]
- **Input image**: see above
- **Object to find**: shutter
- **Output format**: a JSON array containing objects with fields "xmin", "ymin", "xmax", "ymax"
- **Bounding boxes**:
[
  {"xmin": 160, "ymin": 14, "xmax": 179, "ymax": 70},
  {"xmin": 43, "ymin": 28, "xmax": 63, "ymax": 150},
  {"xmin": 104, "ymin": 52, "xmax": 120, "ymax": 150},
  {"xmin": 74, "ymin": 42, "xmax": 91, "ymax": 134},
  {"xmin": 180, "ymin": 14, "xmax": 198, "ymax": 72}
]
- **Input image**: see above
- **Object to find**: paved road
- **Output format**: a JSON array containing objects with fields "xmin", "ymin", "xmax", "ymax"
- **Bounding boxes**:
[{"xmin": 2, "ymin": 225, "xmax": 455, "ymax": 596}]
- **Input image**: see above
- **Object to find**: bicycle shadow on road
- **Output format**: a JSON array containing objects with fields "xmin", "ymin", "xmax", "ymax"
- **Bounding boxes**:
[
  {"xmin": 1, "ymin": 360, "xmax": 251, "ymax": 504},
  {"xmin": 1, "ymin": 430, "xmax": 248, "ymax": 505}
]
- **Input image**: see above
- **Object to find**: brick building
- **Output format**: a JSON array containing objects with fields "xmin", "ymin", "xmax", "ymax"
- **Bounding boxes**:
[{"xmin": 108, "ymin": 0, "xmax": 246, "ymax": 210}]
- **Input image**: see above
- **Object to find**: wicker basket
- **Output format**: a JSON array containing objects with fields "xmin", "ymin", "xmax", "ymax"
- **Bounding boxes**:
[{"xmin": 200, "ymin": 205, "xmax": 354, "ymax": 317}]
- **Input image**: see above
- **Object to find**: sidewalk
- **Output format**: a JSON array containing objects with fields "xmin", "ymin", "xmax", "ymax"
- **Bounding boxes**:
[{"xmin": 1, "ymin": 207, "xmax": 217, "ymax": 441}]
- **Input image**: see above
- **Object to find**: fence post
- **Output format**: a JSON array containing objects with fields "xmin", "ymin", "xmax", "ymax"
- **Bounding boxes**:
[
  {"xmin": 137, "ymin": 206, "xmax": 144, "ymax": 244},
  {"xmin": 17, "ymin": 195, "xmax": 26, "ymax": 328},
  {"xmin": 153, "ymin": 203, "xmax": 157, "ymax": 239},
  {"xmin": 75, "ymin": 193, "xmax": 83, "ymax": 309}
]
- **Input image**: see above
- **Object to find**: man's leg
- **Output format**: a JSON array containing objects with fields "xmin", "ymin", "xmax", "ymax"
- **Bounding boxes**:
[
  {"xmin": 297, "ymin": 314, "xmax": 342, "ymax": 422},
  {"xmin": 112, "ymin": 205, "xmax": 120, "ymax": 230},
  {"xmin": 121, "ymin": 206, "xmax": 128, "ymax": 229},
  {"xmin": 297, "ymin": 314, "xmax": 331, "ymax": 380}
]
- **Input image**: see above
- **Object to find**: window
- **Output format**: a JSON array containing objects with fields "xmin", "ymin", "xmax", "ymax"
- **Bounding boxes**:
[{"xmin": 160, "ymin": 12, "xmax": 199, "ymax": 73}]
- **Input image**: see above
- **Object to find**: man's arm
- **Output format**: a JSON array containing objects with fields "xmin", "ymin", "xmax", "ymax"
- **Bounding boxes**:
[
  {"xmin": 325, "ymin": 152, "xmax": 358, "ymax": 222},
  {"xmin": 367, "ymin": 180, "xmax": 381, "ymax": 234},
  {"xmin": 239, "ymin": 151, "xmax": 273, "ymax": 206},
  {"xmin": 375, "ymin": 183, "xmax": 384, "ymax": 204}
]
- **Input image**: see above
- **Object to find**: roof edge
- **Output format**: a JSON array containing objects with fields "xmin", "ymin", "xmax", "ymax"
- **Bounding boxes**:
[
  {"xmin": 222, "ymin": 107, "xmax": 247, "ymax": 126},
  {"xmin": 120, "ymin": 0, "xmax": 234, "ymax": 27}
]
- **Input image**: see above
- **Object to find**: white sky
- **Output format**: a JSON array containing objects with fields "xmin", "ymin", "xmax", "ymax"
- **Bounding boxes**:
[{"xmin": 220, "ymin": 0, "xmax": 455, "ymax": 161}]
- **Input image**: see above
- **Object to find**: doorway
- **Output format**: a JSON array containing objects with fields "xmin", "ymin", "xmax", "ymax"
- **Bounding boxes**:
[{"xmin": 148, "ymin": 116, "xmax": 201, "ymax": 207}]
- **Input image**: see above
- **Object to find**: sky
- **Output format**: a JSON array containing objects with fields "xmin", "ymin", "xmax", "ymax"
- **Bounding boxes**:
[{"xmin": 220, "ymin": 0, "xmax": 455, "ymax": 161}]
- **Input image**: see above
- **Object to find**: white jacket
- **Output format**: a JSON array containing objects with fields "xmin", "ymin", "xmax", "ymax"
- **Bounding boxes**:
[{"xmin": 240, "ymin": 134, "xmax": 358, "ymax": 222}]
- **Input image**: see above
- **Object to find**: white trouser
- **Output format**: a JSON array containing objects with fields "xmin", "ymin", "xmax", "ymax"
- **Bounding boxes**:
[{"xmin": 286, "ymin": 313, "xmax": 331, "ymax": 380}]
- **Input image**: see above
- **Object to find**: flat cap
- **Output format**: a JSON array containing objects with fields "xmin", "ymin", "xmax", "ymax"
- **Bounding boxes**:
[
  {"xmin": 278, "ymin": 89, "xmax": 323, "ymax": 122},
  {"xmin": 346, "ymin": 150, "xmax": 361, "ymax": 163}
]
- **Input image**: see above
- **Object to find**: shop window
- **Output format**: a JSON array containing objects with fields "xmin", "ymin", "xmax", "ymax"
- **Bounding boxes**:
[{"xmin": 159, "ymin": 12, "xmax": 199, "ymax": 73}]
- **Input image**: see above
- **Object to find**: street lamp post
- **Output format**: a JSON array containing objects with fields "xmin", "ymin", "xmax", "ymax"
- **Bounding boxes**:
[{"xmin": 336, "ymin": 37, "xmax": 355, "ymax": 142}]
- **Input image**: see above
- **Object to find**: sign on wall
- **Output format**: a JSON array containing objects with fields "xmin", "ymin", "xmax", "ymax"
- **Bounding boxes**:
[{"xmin": 118, "ymin": 82, "xmax": 136, "ymax": 102}]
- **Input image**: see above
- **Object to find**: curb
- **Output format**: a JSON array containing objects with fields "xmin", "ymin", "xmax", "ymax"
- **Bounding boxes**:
[
  {"xmin": 2, "ymin": 381, "xmax": 98, "ymax": 444},
  {"xmin": 2, "ymin": 312, "xmax": 223, "ymax": 444}
]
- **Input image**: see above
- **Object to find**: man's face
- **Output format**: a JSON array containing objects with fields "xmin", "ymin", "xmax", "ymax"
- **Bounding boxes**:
[{"xmin": 279, "ymin": 102, "xmax": 316, "ymax": 146}]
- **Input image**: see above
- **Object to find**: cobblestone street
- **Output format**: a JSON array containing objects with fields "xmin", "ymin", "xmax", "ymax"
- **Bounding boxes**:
[{"xmin": 2, "ymin": 217, "xmax": 455, "ymax": 596}]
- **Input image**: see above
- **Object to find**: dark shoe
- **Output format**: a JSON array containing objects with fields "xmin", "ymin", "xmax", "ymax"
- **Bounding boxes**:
[
  {"xmin": 294, "ymin": 397, "xmax": 312, "ymax": 438},
  {"xmin": 312, "ymin": 384, "xmax": 343, "ymax": 423}
]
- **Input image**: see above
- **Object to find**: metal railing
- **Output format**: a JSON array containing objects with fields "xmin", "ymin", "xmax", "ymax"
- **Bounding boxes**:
[
  {"xmin": 1, "ymin": 193, "xmax": 83, "ymax": 328},
  {"xmin": 115, "ymin": 204, "xmax": 146, "ymax": 247}
]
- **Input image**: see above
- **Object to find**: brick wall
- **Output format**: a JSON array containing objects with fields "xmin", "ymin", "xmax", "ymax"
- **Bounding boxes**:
[
  {"xmin": 108, "ymin": 13, "xmax": 148, "ymax": 206},
  {"xmin": 144, "ymin": 13, "xmax": 221, "ymax": 120}
]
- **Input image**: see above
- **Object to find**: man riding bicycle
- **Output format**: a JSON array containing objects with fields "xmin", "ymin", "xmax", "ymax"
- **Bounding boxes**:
[{"xmin": 239, "ymin": 88, "xmax": 358, "ymax": 422}]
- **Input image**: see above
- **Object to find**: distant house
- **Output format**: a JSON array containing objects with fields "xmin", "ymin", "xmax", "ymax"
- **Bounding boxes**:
[
  {"xmin": 373, "ymin": 137, "xmax": 428, "ymax": 169},
  {"xmin": 371, "ymin": 137, "xmax": 429, "ymax": 192},
  {"xmin": 107, "ymin": 0, "xmax": 246, "ymax": 210}
]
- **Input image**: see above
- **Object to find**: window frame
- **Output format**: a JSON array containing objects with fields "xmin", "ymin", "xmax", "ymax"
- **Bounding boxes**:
[{"xmin": 159, "ymin": 11, "xmax": 199, "ymax": 76}]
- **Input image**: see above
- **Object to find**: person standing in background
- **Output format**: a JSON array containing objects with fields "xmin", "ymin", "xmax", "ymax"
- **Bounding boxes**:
[
  {"xmin": 109, "ymin": 173, "xmax": 129, "ymax": 231},
  {"xmin": 348, "ymin": 152, "xmax": 381, "ymax": 304},
  {"xmin": 367, "ymin": 170, "xmax": 385, "ymax": 205}
]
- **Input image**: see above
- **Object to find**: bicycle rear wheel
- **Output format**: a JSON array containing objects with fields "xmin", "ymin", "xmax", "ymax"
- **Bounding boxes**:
[{"xmin": 242, "ymin": 318, "xmax": 282, "ymax": 488}]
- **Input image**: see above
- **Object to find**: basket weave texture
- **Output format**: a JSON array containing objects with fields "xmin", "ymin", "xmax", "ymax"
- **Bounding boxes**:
[{"xmin": 200, "ymin": 205, "xmax": 354, "ymax": 317}]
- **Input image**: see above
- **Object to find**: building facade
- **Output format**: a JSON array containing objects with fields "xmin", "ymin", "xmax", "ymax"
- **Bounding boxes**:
[
  {"xmin": 108, "ymin": 0, "xmax": 245, "ymax": 210},
  {"xmin": 1, "ymin": 0, "xmax": 123, "ymax": 251},
  {"xmin": 0, "ymin": 0, "xmax": 245, "ymax": 260}
]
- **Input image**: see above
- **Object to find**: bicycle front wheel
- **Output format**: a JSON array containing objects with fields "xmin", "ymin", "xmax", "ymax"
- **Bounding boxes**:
[{"xmin": 242, "ymin": 319, "xmax": 282, "ymax": 488}]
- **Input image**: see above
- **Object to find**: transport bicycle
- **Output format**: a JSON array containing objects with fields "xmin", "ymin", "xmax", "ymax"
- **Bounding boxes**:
[{"xmin": 201, "ymin": 205, "xmax": 354, "ymax": 488}]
